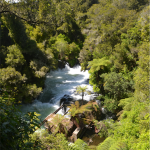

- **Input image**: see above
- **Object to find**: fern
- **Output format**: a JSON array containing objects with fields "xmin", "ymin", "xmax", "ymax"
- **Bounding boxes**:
[
  {"xmin": 68, "ymin": 101, "xmax": 92, "ymax": 117},
  {"xmin": 109, "ymin": 141, "xmax": 128, "ymax": 150},
  {"xmin": 71, "ymin": 139, "xmax": 91, "ymax": 150},
  {"xmin": 88, "ymin": 57, "xmax": 111, "ymax": 73},
  {"xmin": 96, "ymin": 137, "xmax": 114, "ymax": 150},
  {"xmin": 49, "ymin": 114, "xmax": 69, "ymax": 135},
  {"xmin": 119, "ymin": 97, "xmax": 134, "ymax": 111}
]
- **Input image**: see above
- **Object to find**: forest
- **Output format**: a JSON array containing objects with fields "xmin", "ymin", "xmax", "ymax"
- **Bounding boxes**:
[{"xmin": 0, "ymin": 0, "xmax": 149, "ymax": 149}]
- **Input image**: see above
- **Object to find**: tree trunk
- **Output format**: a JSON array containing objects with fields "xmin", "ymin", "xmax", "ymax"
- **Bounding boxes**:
[{"xmin": 82, "ymin": 91, "xmax": 84, "ymax": 105}]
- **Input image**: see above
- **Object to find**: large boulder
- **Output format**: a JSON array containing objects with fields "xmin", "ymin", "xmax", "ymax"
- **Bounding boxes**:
[
  {"xmin": 60, "ymin": 94, "xmax": 73, "ymax": 105},
  {"xmin": 60, "ymin": 94, "xmax": 74, "ymax": 114}
]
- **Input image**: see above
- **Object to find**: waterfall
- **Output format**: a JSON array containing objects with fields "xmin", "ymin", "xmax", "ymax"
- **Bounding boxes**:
[{"xmin": 20, "ymin": 65, "xmax": 95, "ymax": 121}]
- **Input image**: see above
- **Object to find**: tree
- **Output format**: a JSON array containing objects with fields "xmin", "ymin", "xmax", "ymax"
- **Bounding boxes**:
[
  {"xmin": 68, "ymin": 42, "xmax": 80, "ymax": 67},
  {"xmin": 76, "ymin": 85, "xmax": 88, "ymax": 105},
  {"xmin": 0, "ymin": 93, "xmax": 40, "ymax": 150},
  {"xmin": 30, "ymin": 130, "xmax": 72, "ymax": 150},
  {"xmin": 31, "ymin": 129, "xmax": 91, "ymax": 150},
  {"xmin": 49, "ymin": 114, "xmax": 69, "ymax": 136},
  {"xmin": 97, "ymin": 137, "xmax": 128, "ymax": 150},
  {"xmin": 72, "ymin": 139, "xmax": 90, "ymax": 150},
  {"xmin": 88, "ymin": 57, "xmax": 111, "ymax": 93},
  {"xmin": 23, "ymin": 84, "xmax": 42, "ymax": 103},
  {"xmin": 0, "ymin": 0, "xmax": 40, "ymax": 24},
  {"xmin": 134, "ymin": 42, "xmax": 149, "ymax": 103},
  {"xmin": 110, "ymin": 42, "xmax": 138, "ymax": 72},
  {"xmin": 68, "ymin": 101, "xmax": 92, "ymax": 128},
  {"xmin": 54, "ymin": 34, "xmax": 69, "ymax": 59},
  {"xmin": 0, "ymin": 67, "xmax": 27, "ymax": 92},
  {"xmin": 97, "ymin": 35, "xmax": 150, "ymax": 150},
  {"xmin": 100, "ymin": 72, "xmax": 132, "ymax": 112},
  {"xmin": 5, "ymin": 44, "xmax": 25, "ymax": 68}
]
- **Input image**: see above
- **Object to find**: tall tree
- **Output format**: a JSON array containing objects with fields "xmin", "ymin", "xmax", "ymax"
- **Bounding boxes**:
[{"xmin": 76, "ymin": 85, "xmax": 88, "ymax": 105}]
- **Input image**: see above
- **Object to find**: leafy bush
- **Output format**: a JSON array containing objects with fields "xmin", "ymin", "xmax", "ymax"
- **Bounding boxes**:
[{"xmin": 0, "ymin": 93, "xmax": 40, "ymax": 150}]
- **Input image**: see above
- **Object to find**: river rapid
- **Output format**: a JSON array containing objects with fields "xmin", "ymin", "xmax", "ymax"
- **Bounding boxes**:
[{"xmin": 20, "ymin": 65, "xmax": 95, "ymax": 121}]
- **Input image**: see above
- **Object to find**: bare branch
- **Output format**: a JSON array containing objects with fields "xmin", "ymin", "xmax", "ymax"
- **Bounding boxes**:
[{"xmin": 0, "ymin": 10, "xmax": 50, "ymax": 25}]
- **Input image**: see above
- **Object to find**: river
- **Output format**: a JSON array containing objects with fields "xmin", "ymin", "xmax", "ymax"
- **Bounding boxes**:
[{"xmin": 20, "ymin": 64, "xmax": 94, "ymax": 121}]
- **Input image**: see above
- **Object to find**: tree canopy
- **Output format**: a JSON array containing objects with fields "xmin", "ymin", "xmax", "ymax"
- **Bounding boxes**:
[{"xmin": 0, "ymin": 0, "xmax": 149, "ymax": 149}]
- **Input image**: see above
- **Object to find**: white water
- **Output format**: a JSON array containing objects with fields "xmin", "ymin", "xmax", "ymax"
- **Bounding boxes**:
[{"xmin": 20, "ymin": 65, "xmax": 95, "ymax": 121}]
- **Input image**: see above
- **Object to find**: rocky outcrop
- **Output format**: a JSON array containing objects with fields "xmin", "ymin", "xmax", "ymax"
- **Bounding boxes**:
[{"xmin": 60, "ymin": 94, "xmax": 74, "ymax": 114}]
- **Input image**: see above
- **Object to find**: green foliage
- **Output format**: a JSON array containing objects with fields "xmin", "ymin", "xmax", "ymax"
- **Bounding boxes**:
[
  {"xmin": 0, "ymin": 1, "xmax": 149, "ymax": 149},
  {"xmin": 124, "ymin": 0, "xmax": 149, "ymax": 11},
  {"xmin": 0, "ymin": 93, "xmax": 40, "ymax": 150},
  {"xmin": 76, "ymin": 85, "xmax": 88, "ymax": 103},
  {"xmin": 76, "ymin": 85, "xmax": 88, "ymax": 94},
  {"xmin": 110, "ymin": 43, "xmax": 137, "ymax": 72},
  {"xmin": 5, "ymin": 44, "xmax": 25, "ymax": 68},
  {"xmin": 101, "ymin": 35, "xmax": 150, "ymax": 150},
  {"xmin": 79, "ymin": 49, "xmax": 92, "ymax": 70},
  {"xmin": 124, "ymin": 26, "xmax": 141, "ymax": 47},
  {"xmin": 134, "ymin": 42, "xmax": 149, "ymax": 101},
  {"xmin": 31, "ymin": 26, "xmax": 47, "ymax": 43},
  {"xmin": 93, "ymin": 119, "xmax": 115, "ymax": 138},
  {"xmin": 96, "ymin": 137, "xmax": 115, "ymax": 150},
  {"xmin": 93, "ymin": 43, "xmax": 112, "ymax": 59},
  {"xmin": 30, "ymin": 59, "xmax": 49, "ymax": 78},
  {"xmin": 1, "ymin": 13, "xmax": 54, "ymax": 103},
  {"xmin": 103, "ymin": 97, "xmax": 119, "ymax": 112},
  {"xmin": 100, "ymin": 71, "xmax": 133, "ymax": 114},
  {"xmin": 31, "ymin": 129, "xmax": 91, "ymax": 150},
  {"xmin": 68, "ymin": 42, "xmax": 80, "ymax": 67},
  {"xmin": 0, "ymin": 46, "xmax": 7, "ymax": 68},
  {"xmin": 88, "ymin": 58, "xmax": 111, "ymax": 73},
  {"xmin": 68, "ymin": 101, "xmax": 92, "ymax": 117},
  {"xmin": 49, "ymin": 114, "xmax": 69, "ymax": 135},
  {"xmin": 0, "ymin": 67, "xmax": 27, "ymax": 92},
  {"xmin": 111, "ymin": 103, "xmax": 149, "ymax": 150},
  {"xmin": 118, "ymin": 97, "xmax": 134, "ymax": 112},
  {"xmin": 88, "ymin": 58, "xmax": 111, "ymax": 93},
  {"xmin": 23, "ymin": 84, "xmax": 42, "ymax": 103},
  {"xmin": 133, "ymin": 114, "xmax": 149, "ymax": 150},
  {"xmin": 79, "ymin": 0, "xmax": 140, "ymax": 71},
  {"xmin": 102, "ymin": 72, "xmax": 130, "ymax": 100},
  {"xmin": 72, "ymin": 139, "xmax": 90, "ymax": 150},
  {"xmin": 2, "ymin": 15, "xmax": 29, "ymax": 49},
  {"xmin": 31, "ymin": 130, "xmax": 72, "ymax": 150},
  {"xmin": 138, "ymin": 5, "xmax": 150, "ymax": 42},
  {"xmin": 97, "ymin": 137, "xmax": 128, "ymax": 150},
  {"xmin": 54, "ymin": 34, "xmax": 69, "ymax": 59},
  {"xmin": 49, "ymin": 34, "xmax": 81, "ymax": 67},
  {"xmin": 0, "ymin": 67, "xmax": 42, "ymax": 103}
]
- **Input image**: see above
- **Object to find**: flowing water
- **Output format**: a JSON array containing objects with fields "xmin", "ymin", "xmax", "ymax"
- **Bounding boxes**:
[{"xmin": 20, "ymin": 65, "xmax": 95, "ymax": 121}]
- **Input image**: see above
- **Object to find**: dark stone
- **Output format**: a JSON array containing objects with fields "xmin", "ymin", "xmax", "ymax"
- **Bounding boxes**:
[
  {"xmin": 106, "ymin": 112, "xmax": 117, "ymax": 120},
  {"xmin": 57, "ymin": 60, "xmax": 66, "ymax": 69},
  {"xmin": 60, "ymin": 94, "xmax": 74, "ymax": 114},
  {"xmin": 99, "ymin": 107, "xmax": 118, "ymax": 121},
  {"xmin": 60, "ymin": 94, "xmax": 73, "ymax": 105}
]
